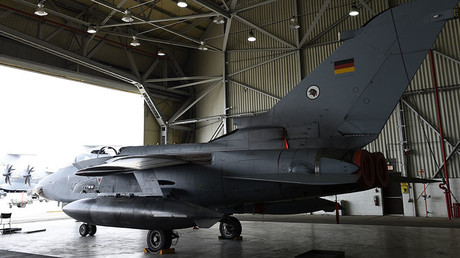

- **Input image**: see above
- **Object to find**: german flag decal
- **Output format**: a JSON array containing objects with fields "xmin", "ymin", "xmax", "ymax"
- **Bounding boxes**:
[{"xmin": 334, "ymin": 58, "xmax": 355, "ymax": 75}]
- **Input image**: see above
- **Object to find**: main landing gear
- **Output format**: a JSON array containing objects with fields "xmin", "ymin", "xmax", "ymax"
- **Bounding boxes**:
[
  {"xmin": 146, "ymin": 229, "xmax": 179, "ymax": 253},
  {"xmin": 219, "ymin": 216, "xmax": 242, "ymax": 239},
  {"xmin": 79, "ymin": 223, "xmax": 97, "ymax": 237}
]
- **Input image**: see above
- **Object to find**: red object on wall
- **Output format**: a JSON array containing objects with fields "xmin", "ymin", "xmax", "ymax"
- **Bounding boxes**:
[{"xmin": 453, "ymin": 203, "xmax": 460, "ymax": 218}]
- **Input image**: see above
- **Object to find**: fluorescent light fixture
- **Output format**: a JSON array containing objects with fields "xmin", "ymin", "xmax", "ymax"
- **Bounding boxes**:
[
  {"xmin": 177, "ymin": 0, "xmax": 188, "ymax": 8},
  {"xmin": 289, "ymin": 17, "xmax": 300, "ymax": 29},
  {"xmin": 122, "ymin": 10, "xmax": 134, "ymax": 23},
  {"xmin": 198, "ymin": 42, "xmax": 208, "ymax": 51},
  {"xmin": 34, "ymin": 2, "xmax": 48, "ymax": 16},
  {"xmin": 130, "ymin": 36, "xmax": 140, "ymax": 47},
  {"xmin": 158, "ymin": 49, "xmax": 166, "ymax": 56},
  {"xmin": 213, "ymin": 16, "xmax": 225, "ymax": 24},
  {"xmin": 87, "ymin": 25, "xmax": 97, "ymax": 34},
  {"xmin": 349, "ymin": 5, "xmax": 359, "ymax": 16},
  {"xmin": 248, "ymin": 30, "xmax": 256, "ymax": 42}
]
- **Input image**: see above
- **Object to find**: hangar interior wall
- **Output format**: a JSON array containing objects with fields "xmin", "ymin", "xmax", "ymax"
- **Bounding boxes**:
[{"xmin": 189, "ymin": 23, "xmax": 225, "ymax": 143}]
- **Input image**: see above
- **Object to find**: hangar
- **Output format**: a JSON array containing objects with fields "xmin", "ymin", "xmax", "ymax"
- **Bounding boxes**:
[{"xmin": 1, "ymin": 0, "xmax": 460, "ymax": 257}]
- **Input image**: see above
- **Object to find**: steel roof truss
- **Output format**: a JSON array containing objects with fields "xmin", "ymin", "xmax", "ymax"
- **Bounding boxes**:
[
  {"xmin": 191, "ymin": 0, "xmax": 231, "ymax": 18},
  {"xmin": 299, "ymin": 0, "xmax": 331, "ymax": 47},
  {"xmin": 234, "ymin": 15, "xmax": 296, "ymax": 49}
]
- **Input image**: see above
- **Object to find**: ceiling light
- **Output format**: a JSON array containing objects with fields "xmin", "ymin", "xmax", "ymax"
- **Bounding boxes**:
[
  {"xmin": 34, "ymin": 2, "xmax": 48, "ymax": 16},
  {"xmin": 198, "ymin": 42, "xmax": 208, "ymax": 51},
  {"xmin": 289, "ymin": 17, "xmax": 300, "ymax": 29},
  {"xmin": 213, "ymin": 16, "xmax": 225, "ymax": 24},
  {"xmin": 248, "ymin": 30, "xmax": 256, "ymax": 42},
  {"xmin": 122, "ymin": 10, "xmax": 134, "ymax": 23},
  {"xmin": 177, "ymin": 0, "xmax": 188, "ymax": 8},
  {"xmin": 158, "ymin": 49, "xmax": 166, "ymax": 56},
  {"xmin": 130, "ymin": 36, "xmax": 140, "ymax": 47},
  {"xmin": 87, "ymin": 24, "xmax": 97, "ymax": 34},
  {"xmin": 349, "ymin": 5, "xmax": 359, "ymax": 16}
]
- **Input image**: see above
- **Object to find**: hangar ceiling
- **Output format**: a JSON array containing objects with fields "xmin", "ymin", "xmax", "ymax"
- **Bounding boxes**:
[{"xmin": 0, "ymin": 0, "xmax": 385, "ymax": 145}]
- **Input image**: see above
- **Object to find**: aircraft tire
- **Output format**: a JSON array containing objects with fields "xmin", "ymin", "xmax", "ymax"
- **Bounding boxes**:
[
  {"xmin": 88, "ymin": 225, "xmax": 97, "ymax": 236},
  {"xmin": 219, "ymin": 216, "xmax": 242, "ymax": 239},
  {"xmin": 147, "ymin": 229, "xmax": 172, "ymax": 252},
  {"xmin": 79, "ymin": 224, "xmax": 89, "ymax": 237}
]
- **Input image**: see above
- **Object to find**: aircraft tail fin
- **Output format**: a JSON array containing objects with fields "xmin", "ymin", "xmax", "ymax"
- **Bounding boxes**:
[{"xmin": 234, "ymin": 0, "xmax": 458, "ymax": 149}]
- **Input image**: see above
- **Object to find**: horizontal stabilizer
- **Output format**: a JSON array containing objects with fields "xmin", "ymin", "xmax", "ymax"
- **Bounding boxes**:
[
  {"xmin": 389, "ymin": 175, "xmax": 441, "ymax": 184},
  {"xmin": 234, "ymin": 198, "xmax": 341, "ymax": 215},
  {"xmin": 77, "ymin": 153, "xmax": 212, "ymax": 176},
  {"xmin": 225, "ymin": 173, "xmax": 360, "ymax": 185}
]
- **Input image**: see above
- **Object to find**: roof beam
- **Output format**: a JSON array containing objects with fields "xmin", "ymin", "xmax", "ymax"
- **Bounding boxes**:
[
  {"xmin": 299, "ymin": 0, "xmax": 331, "ymax": 47},
  {"xmin": 142, "ymin": 59, "xmax": 161, "ymax": 82},
  {"xmin": 357, "ymin": 0, "xmax": 376, "ymax": 15},
  {"xmin": 234, "ymin": 15, "xmax": 296, "ymax": 49},
  {"xmin": 168, "ymin": 78, "xmax": 222, "ymax": 90},
  {"xmin": 229, "ymin": 80, "xmax": 280, "ymax": 100},
  {"xmin": 169, "ymin": 97, "xmax": 195, "ymax": 123},
  {"xmin": 234, "ymin": 0, "xmax": 278, "ymax": 14},
  {"xmin": 303, "ymin": 15, "xmax": 348, "ymax": 47},
  {"xmin": 401, "ymin": 99, "xmax": 459, "ymax": 155},
  {"xmin": 92, "ymin": 0, "xmax": 203, "ymax": 45},
  {"xmin": 171, "ymin": 17, "xmax": 209, "ymax": 41},
  {"xmin": 146, "ymin": 76, "xmax": 221, "ymax": 83},
  {"xmin": 228, "ymin": 51, "xmax": 296, "ymax": 77},
  {"xmin": 124, "ymin": 48, "xmax": 141, "ymax": 80},
  {"xmin": 168, "ymin": 80, "xmax": 223, "ymax": 124},
  {"xmin": 99, "ymin": 13, "xmax": 216, "ymax": 29},
  {"xmin": 170, "ymin": 109, "xmax": 269, "ymax": 126},
  {"xmin": 191, "ymin": 0, "xmax": 231, "ymax": 18},
  {"xmin": 101, "ymin": 31, "xmax": 201, "ymax": 50},
  {"xmin": 222, "ymin": 15, "xmax": 232, "ymax": 52}
]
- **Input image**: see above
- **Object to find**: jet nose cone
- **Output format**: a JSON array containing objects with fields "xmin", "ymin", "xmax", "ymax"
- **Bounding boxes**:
[{"xmin": 33, "ymin": 181, "xmax": 46, "ymax": 199}]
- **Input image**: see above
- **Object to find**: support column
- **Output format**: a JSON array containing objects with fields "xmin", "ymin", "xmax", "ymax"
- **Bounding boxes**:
[
  {"xmin": 397, "ymin": 101, "xmax": 417, "ymax": 216},
  {"xmin": 429, "ymin": 50, "xmax": 453, "ymax": 219},
  {"xmin": 161, "ymin": 125, "xmax": 169, "ymax": 145}
]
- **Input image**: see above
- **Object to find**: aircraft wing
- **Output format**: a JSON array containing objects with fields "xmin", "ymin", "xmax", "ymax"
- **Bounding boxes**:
[
  {"xmin": 76, "ymin": 153, "xmax": 212, "ymax": 176},
  {"xmin": 225, "ymin": 173, "xmax": 360, "ymax": 185}
]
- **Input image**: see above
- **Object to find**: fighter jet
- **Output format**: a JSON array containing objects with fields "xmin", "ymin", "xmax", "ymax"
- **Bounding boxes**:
[{"xmin": 38, "ymin": 0, "xmax": 457, "ymax": 252}]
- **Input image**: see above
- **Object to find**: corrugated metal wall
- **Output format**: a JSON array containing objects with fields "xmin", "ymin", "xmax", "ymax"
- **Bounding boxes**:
[{"xmin": 223, "ymin": 0, "xmax": 460, "ymax": 178}]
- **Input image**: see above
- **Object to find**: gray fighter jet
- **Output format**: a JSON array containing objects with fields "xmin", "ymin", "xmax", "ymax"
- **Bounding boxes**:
[{"xmin": 36, "ymin": 0, "xmax": 458, "ymax": 252}]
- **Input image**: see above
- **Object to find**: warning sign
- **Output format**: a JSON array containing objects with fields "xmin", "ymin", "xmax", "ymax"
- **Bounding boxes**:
[{"xmin": 400, "ymin": 183, "xmax": 409, "ymax": 194}]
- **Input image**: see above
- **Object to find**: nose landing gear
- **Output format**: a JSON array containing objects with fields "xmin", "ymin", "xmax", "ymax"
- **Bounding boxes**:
[
  {"xmin": 79, "ymin": 223, "xmax": 97, "ymax": 237},
  {"xmin": 146, "ymin": 229, "xmax": 179, "ymax": 253},
  {"xmin": 219, "ymin": 216, "xmax": 242, "ymax": 240}
]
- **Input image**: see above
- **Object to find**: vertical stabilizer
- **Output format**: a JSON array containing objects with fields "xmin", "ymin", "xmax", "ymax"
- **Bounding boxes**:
[{"xmin": 233, "ymin": 0, "xmax": 458, "ymax": 149}]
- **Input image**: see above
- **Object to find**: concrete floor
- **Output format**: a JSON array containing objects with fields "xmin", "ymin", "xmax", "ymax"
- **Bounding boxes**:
[{"xmin": 1, "ymin": 198, "xmax": 460, "ymax": 257}]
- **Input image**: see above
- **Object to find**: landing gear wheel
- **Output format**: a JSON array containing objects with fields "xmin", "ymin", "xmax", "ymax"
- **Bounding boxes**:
[
  {"xmin": 147, "ymin": 229, "xmax": 173, "ymax": 252},
  {"xmin": 79, "ymin": 224, "xmax": 89, "ymax": 237},
  {"xmin": 219, "ymin": 216, "xmax": 242, "ymax": 239},
  {"xmin": 88, "ymin": 225, "xmax": 97, "ymax": 236}
]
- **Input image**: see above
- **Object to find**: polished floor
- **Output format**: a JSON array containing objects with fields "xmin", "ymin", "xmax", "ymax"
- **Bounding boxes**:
[{"xmin": 1, "ymin": 198, "xmax": 460, "ymax": 257}]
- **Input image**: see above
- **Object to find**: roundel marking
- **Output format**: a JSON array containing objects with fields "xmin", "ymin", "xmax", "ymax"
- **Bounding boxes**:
[{"xmin": 306, "ymin": 85, "xmax": 320, "ymax": 100}]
